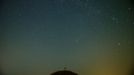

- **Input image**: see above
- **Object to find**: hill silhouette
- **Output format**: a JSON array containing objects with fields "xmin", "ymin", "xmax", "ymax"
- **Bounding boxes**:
[{"xmin": 51, "ymin": 69, "xmax": 78, "ymax": 75}]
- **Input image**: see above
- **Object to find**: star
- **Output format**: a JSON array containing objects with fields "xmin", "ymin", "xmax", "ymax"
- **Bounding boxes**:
[
  {"xmin": 128, "ymin": 8, "xmax": 132, "ymax": 11},
  {"xmin": 112, "ymin": 16, "xmax": 117, "ymax": 21},
  {"xmin": 18, "ymin": 13, "xmax": 22, "ymax": 17},
  {"xmin": 75, "ymin": 39, "xmax": 80, "ymax": 43},
  {"xmin": 75, "ymin": 38, "xmax": 81, "ymax": 43},
  {"xmin": 117, "ymin": 42, "xmax": 121, "ymax": 46},
  {"xmin": 96, "ymin": 10, "xmax": 101, "ymax": 14},
  {"xmin": 112, "ymin": 17, "xmax": 119, "ymax": 24}
]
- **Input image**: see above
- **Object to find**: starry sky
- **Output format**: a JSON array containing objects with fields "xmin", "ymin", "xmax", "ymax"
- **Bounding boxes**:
[{"xmin": 0, "ymin": 0, "xmax": 134, "ymax": 75}]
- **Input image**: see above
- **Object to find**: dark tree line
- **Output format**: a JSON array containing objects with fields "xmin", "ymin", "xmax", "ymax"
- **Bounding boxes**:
[{"xmin": 130, "ymin": 66, "xmax": 134, "ymax": 75}]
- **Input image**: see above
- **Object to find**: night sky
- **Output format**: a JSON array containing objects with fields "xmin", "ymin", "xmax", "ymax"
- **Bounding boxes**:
[{"xmin": 0, "ymin": 0, "xmax": 134, "ymax": 75}]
